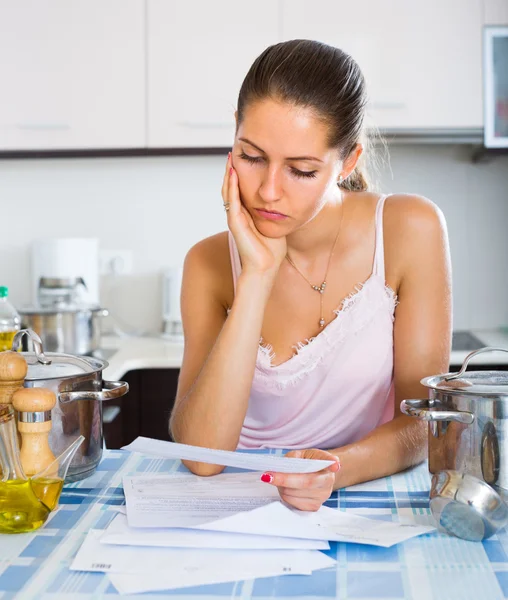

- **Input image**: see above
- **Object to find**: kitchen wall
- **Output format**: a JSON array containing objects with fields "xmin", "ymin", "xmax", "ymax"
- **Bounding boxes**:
[{"xmin": 1, "ymin": 144, "xmax": 507, "ymax": 335}]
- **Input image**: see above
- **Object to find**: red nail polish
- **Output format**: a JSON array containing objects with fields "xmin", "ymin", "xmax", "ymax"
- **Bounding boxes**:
[
  {"xmin": 228, "ymin": 151, "xmax": 231, "ymax": 160},
  {"xmin": 260, "ymin": 473, "xmax": 273, "ymax": 483}
]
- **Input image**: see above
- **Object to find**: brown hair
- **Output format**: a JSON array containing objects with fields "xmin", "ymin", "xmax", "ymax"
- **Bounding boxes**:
[{"xmin": 237, "ymin": 39, "xmax": 370, "ymax": 191}]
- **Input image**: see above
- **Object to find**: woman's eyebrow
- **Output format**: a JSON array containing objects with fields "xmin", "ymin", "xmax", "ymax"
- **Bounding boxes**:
[{"xmin": 238, "ymin": 137, "xmax": 323, "ymax": 163}]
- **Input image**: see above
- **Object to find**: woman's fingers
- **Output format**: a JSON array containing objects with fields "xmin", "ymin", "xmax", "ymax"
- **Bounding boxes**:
[
  {"xmin": 261, "ymin": 470, "xmax": 336, "ymax": 490},
  {"xmin": 279, "ymin": 491, "xmax": 324, "ymax": 512}
]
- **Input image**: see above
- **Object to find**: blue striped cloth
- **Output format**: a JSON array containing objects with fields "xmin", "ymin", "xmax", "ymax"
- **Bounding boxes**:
[{"xmin": 1, "ymin": 449, "xmax": 508, "ymax": 599}]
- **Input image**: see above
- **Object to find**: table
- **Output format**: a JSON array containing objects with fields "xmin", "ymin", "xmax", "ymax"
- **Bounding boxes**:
[{"xmin": 1, "ymin": 449, "xmax": 508, "ymax": 600}]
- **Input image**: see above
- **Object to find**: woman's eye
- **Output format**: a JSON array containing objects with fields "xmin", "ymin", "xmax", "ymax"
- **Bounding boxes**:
[
  {"xmin": 290, "ymin": 168, "xmax": 317, "ymax": 180},
  {"xmin": 239, "ymin": 152, "xmax": 317, "ymax": 180},
  {"xmin": 239, "ymin": 152, "xmax": 263, "ymax": 164}
]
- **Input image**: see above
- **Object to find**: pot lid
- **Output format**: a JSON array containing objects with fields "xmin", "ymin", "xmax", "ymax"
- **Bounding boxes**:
[
  {"xmin": 11, "ymin": 328, "xmax": 103, "ymax": 380},
  {"xmin": 23, "ymin": 352, "xmax": 97, "ymax": 380},
  {"xmin": 423, "ymin": 346, "xmax": 508, "ymax": 396},
  {"xmin": 19, "ymin": 304, "xmax": 105, "ymax": 315},
  {"xmin": 424, "ymin": 370, "xmax": 508, "ymax": 395}
]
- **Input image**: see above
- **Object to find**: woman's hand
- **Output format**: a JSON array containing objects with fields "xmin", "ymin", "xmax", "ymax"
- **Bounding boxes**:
[
  {"xmin": 260, "ymin": 449, "xmax": 341, "ymax": 511},
  {"xmin": 223, "ymin": 152, "xmax": 287, "ymax": 276}
]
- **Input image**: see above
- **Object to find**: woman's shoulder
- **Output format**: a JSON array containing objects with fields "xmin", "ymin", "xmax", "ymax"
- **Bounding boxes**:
[
  {"xmin": 184, "ymin": 231, "xmax": 233, "ymax": 303},
  {"xmin": 382, "ymin": 193, "xmax": 448, "ymax": 286},
  {"xmin": 383, "ymin": 193, "xmax": 447, "ymax": 239}
]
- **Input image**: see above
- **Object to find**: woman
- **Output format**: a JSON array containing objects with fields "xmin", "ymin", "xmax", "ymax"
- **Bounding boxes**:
[{"xmin": 170, "ymin": 39, "xmax": 452, "ymax": 511}]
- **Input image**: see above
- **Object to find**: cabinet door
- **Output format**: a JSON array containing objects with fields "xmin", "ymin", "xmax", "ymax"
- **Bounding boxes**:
[
  {"xmin": 147, "ymin": 0, "xmax": 280, "ymax": 148},
  {"xmin": 0, "ymin": 0, "xmax": 145, "ymax": 150},
  {"xmin": 484, "ymin": 0, "xmax": 508, "ymax": 24},
  {"xmin": 282, "ymin": 0, "xmax": 483, "ymax": 130}
]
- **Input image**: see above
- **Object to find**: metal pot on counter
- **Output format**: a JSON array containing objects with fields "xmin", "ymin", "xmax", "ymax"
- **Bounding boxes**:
[
  {"xmin": 401, "ymin": 347, "xmax": 508, "ymax": 500},
  {"xmin": 19, "ymin": 276, "xmax": 109, "ymax": 355},
  {"xmin": 11, "ymin": 329, "xmax": 129, "ymax": 482},
  {"xmin": 19, "ymin": 305, "xmax": 108, "ymax": 355}
]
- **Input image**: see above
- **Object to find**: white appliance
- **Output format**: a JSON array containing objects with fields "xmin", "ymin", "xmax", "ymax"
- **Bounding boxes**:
[
  {"xmin": 484, "ymin": 26, "xmax": 508, "ymax": 148},
  {"xmin": 161, "ymin": 266, "xmax": 183, "ymax": 341},
  {"xmin": 31, "ymin": 238, "xmax": 100, "ymax": 307}
]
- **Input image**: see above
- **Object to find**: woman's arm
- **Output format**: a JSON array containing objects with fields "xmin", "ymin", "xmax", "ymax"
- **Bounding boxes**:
[
  {"xmin": 330, "ymin": 194, "xmax": 452, "ymax": 487},
  {"xmin": 170, "ymin": 241, "xmax": 275, "ymax": 474},
  {"xmin": 170, "ymin": 157, "xmax": 286, "ymax": 476}
]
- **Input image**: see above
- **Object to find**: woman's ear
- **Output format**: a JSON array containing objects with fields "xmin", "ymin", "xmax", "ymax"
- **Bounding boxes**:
[{"xmin": 342, "ymin": 143, "xmax": 363, "ymax": 179}]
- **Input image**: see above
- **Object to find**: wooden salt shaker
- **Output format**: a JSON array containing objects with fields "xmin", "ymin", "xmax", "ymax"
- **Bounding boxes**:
[{"xmin": 12, "ymin": 387, "xmax": 56, "ymax": 477}]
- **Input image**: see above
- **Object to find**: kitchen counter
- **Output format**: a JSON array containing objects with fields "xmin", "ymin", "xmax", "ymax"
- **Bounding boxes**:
[{"xmin": 101, "ymin": 329, "xmax": 508, "ymax": 381}]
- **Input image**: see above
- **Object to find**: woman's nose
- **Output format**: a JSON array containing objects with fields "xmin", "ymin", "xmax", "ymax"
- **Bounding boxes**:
[{"xmin": 258, "ymin": 166, "xmax": 282, "ymax": 203}]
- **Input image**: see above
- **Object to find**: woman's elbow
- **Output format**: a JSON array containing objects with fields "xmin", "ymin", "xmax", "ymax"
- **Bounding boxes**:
[{"xmin": 181, "ymin": 459, "xmax": 225, "ymax": 477}]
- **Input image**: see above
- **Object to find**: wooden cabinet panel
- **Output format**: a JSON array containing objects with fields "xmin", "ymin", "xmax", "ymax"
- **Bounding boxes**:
[
  {"xmin": 281, "ymin": 0, "xmax": 483, "ymax": 130},
  {"xmin": 147, "ymin": 0, "xmax": 281, "ymax": 147},
  {"xmin": 484, "ymin": 0, "xmax": 508, "ymax": 24},
  {"xmin": 103, "ymin": 369, "xmax": 179, "ymax": 449},
  {"xmin": 0, "ymin": 0, "xmax": 145, "ymax": 150}
]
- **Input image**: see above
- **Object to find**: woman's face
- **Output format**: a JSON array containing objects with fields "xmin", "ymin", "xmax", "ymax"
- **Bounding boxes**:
[{"xmin": 233, "ymin": 99, "xmax": 344, "ymax": 237}]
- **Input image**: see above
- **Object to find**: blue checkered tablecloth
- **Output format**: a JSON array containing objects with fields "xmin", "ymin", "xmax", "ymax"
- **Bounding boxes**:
[{"xmin": 1, "ymin": 449, "xmax": 508, "ymax": 600}]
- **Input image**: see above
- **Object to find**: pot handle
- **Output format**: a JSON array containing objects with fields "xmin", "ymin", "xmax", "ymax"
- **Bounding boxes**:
[
  {"xmin": 445, "ymin": 347, "xmax": 508, "ymax": 381},
  {"xmin": 59, "ymin": 380, "xmax": 129, "ymax": 403},
  {"xmin": 400, "ymin": 399, "xmax": 474, "ymax": 424}
]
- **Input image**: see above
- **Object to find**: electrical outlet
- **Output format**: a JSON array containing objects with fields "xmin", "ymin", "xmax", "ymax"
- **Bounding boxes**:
[{"xmin": 99, "ymin": 250, "xmax": 133, "ymax": 276}]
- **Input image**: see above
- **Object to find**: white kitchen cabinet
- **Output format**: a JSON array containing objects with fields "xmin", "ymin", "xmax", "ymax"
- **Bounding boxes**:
[
  {"xmin": 281, "ymin": 0, "xmax": 483, "ymax": 131},
  {"xmin": 147, "ymin": 0, "xmax": 280, "ymax": 148},
  {"xmin": 484, "ymin": 0, "xmax": 508, "ymax": 24},
  {"xmin": 0, "ymin": 0, "xmax": 145, "ymax": 150}
]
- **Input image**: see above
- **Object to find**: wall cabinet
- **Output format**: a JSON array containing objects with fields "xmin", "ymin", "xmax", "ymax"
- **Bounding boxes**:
[
  {"xmin": 0, "ymin": 0, "xmax": 492, "ymax": 152},
  {"xmin": 281, "ymin": 0, "xmax": 483, "ymax": 131},
  {"xmin": 0, "ymin": 0, "xmax": 145, "ymax": 150},
  {"xmin": 147, "ymin": 0, "xmax": 280, "ymax": 148}
]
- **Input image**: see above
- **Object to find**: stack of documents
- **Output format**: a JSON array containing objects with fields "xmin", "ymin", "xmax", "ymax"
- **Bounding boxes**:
[{"xmin": 70, "ymin": 438, "xmax": 435, "ymax": 594}]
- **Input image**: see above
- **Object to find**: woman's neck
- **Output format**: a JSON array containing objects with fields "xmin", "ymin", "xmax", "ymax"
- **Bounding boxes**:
[{"xmin": 285, "ymin": 192, "xmax": 346, "ymax": 264}]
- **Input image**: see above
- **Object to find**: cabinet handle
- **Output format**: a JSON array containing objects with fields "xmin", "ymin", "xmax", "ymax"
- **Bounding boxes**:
[
  {"xmin": 178, "ymin": 121, "xmax": 232, "ymax": 129},
  {"xmin": 16, "ymin": 123, "xmax": 70, "ymax": 131},
  {"xmin": 369, "ymin": 102, "xmax": 407, "ymax": 110}
]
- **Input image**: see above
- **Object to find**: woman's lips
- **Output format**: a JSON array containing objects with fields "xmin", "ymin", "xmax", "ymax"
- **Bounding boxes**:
[{"xmin": 255, "ymin": 208, "xmax": 288, "ymax": 221}]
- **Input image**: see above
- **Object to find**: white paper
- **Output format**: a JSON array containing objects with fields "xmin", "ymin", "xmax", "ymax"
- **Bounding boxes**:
[
  {"xmin": 123, "ymin": 471, "xmax": 280, "ymax": 528},
  {"xmin": 71, "ymin": 530, "xmax": 335, "ymax": 593},
  {"xmin": 108, "ymin": 559, "xmax": 320, "ymax": 596},
  {"xmin": 102, "ymin": 513, "xmax": 329, "ymax": 550},
  {"xmin": 194, "ymin": 501, "xmax": 435, "ymax": 548},
  {"xmin": 121, "ymin": 437, "xmax": 334, "ymax": 472}
]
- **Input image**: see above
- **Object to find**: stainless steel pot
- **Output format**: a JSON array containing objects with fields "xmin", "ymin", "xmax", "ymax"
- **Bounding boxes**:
[
  {"xmin": 19, "ymin": 305, "xmax": 108, "ymax": 355},
  {"xmin": 12, "ymin": 329, "xmax": 128, "ymax": 482},
  {"xmin": 401, "ymin": 347, "xmax": 508, "ymax": 499}
]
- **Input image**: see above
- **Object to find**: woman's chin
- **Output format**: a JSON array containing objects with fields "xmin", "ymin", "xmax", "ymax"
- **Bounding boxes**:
[{"xmin": 251, "ymin": 217, "xmax": 291, "ymax": 238}]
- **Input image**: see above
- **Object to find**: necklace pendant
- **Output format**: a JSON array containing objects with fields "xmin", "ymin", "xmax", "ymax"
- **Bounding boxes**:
[{"xmin": 319, "ymin": 318, "xmax": 325, "ymax": 328}]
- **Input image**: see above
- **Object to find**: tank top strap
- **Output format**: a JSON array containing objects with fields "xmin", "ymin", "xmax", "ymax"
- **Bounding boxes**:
[
  {"xmin": 228, "ymin": 231, "xmax": 242, "ymax": 295},
  {"xmin": 372, "ymin": 194, "xmax": 389, "ymax": 279}
]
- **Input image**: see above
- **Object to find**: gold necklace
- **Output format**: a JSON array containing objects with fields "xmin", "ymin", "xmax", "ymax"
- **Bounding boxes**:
[{"xmin": 285, "ymin": 203, "xmax": 344, "ymax": 328}]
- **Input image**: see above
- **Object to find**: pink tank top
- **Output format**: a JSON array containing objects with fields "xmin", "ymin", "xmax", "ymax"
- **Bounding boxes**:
[{"xmin": 228, "ymin": 194, "xmax": 397, "ymax": 450}]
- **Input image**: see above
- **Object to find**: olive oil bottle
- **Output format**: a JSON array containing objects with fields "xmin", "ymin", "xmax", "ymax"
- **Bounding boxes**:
[
  {"xmin": 0, "ymin": 404, "xmax": 52, "ymax": 533},
  {"xmin": 0, "ymin": 287, "xmax": 20, "ymax": 352}
]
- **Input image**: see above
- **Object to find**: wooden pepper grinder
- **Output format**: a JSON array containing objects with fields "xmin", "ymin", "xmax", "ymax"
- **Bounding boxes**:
[{"xmin": 12, "ymin": 387, "xmax": 56, "ymax": 477}]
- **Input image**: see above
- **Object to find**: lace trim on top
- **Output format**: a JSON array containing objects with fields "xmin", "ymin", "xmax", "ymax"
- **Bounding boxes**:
[{"xmin": 253, "ymin": 274, "xmax": 398, "ymax": 391}]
